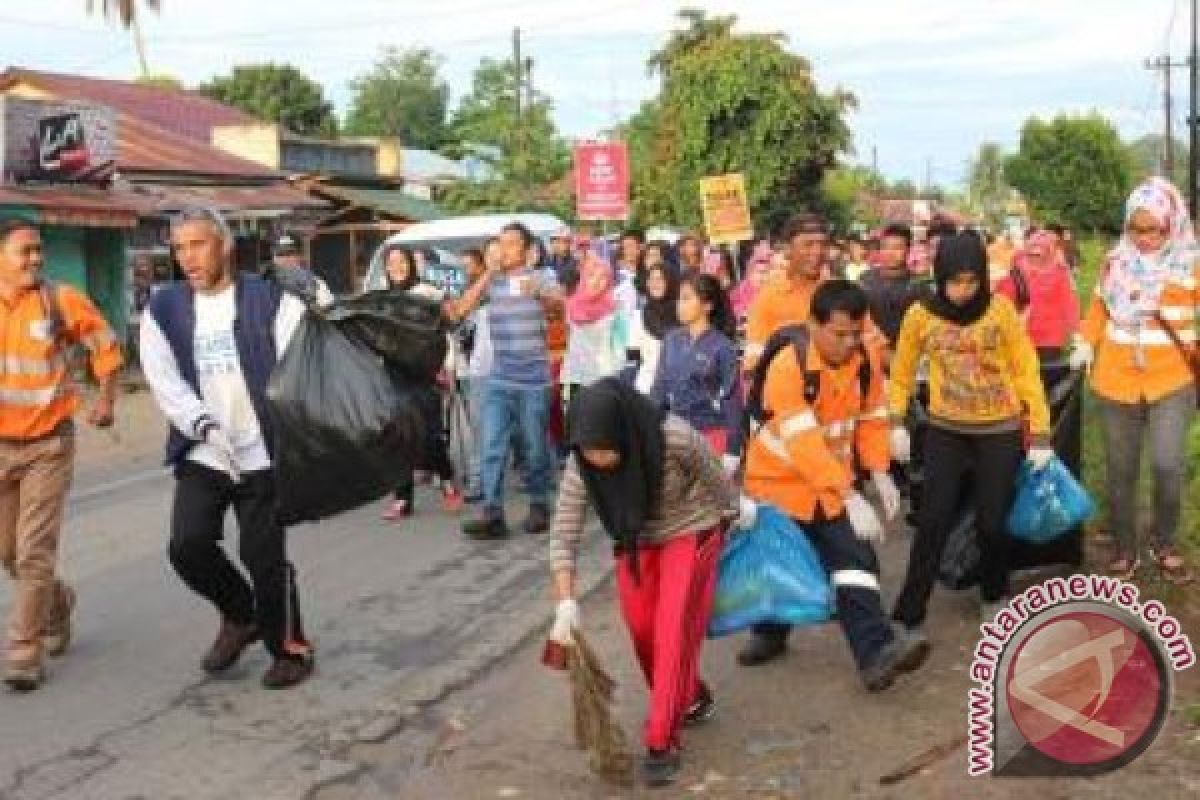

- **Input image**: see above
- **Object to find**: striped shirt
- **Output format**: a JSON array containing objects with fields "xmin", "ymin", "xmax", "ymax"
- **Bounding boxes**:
[
  {"xmin": 486, "ymin": 269, "xmax": 555, "ymax": 389},
  {"xmin": 549, "ymin": 415, "xmax": 738, "ymax": 573}
]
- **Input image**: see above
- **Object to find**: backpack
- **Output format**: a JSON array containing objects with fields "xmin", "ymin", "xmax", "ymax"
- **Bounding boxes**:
[
  {"xmin": 744, "ymin": 324, "xmax": 872, "ymax": 434},
  {"xmin": 38, "ymin": 279, "xmax": 67, "ymax": 348}
]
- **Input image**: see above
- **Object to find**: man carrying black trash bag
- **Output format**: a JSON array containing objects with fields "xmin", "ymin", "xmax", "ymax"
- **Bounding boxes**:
[{"xmin": 140, "ymin": 207, "xmax": 314, "ymax": 690}]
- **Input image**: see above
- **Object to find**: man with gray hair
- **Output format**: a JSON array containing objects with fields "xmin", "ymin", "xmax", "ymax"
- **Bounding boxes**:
[{"xmin": 140, "ymin": 207, "xmax": 314, "ymax": 689}]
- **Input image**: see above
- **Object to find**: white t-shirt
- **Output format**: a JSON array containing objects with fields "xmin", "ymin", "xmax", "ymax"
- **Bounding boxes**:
[{"xmin": 140, "ymin": 283, "xmax": 305, "ymax": 474}]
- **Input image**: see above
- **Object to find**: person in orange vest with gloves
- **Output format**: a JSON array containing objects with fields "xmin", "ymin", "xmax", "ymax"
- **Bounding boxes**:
[
  {"xmin": 0, "ymin": 217, "xmax": 123, "ymax": 691},
  {"xmin": 1073, "ymin": 177, "xmax": 1198, "ymax": 583},
  {"xmin": 738, "ymin": 280, "xmax": 930, "ymax": 691}
]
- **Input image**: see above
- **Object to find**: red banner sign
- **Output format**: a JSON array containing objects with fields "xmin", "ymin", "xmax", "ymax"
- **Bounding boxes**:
[{"xmin": 574, "ymin": 141, "xmax": 629, "ymax": 221}]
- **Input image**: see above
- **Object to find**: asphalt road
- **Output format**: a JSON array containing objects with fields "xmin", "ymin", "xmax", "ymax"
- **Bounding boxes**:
[{"xmin": 0, "ymin": 420, "xmax": 610, "ymax": 800}]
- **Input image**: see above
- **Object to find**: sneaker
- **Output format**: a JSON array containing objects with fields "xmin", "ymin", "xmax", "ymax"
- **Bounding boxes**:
[
  {"xmin": 261, "ymin": 655, "xmax": 314, "ymax": 690},
  {"xmin": 737, "ymin": 633, "xmax": 787, "ymax": 667},
  {"xmin": 441, "ymin": 486, "xmax": 465, "ymax": 514},
  {"xmin": 523, "ymin": 504, "xmax": 550, "ymax": 534},
  {"xmin": 43, "ymin": 583, "xmax": 76, "ymax": 658},
  {"xmin": 201, "ymin": 620, "xmax": 260, "ymax": 675},
  {"xmin": 683, "ymin": 681, "xmax": 716, "ymax": 727},
  {"xmin": 861, "ymin": 627, "xmax": 931, "ymax": 692},
  {"xmin": 382, "ymin": 498, "xmax": 413, "ymax": 521},
  {"xmin": 640, "ymin": 748, "xmax": 681, "ymax": 788},
  {"xmin": 462, "ymin": 513, "xmax": 510, "ymax": 540},
  {"xmin": 4, "ymin": 662, "xmax": 44, "ymax": 692}
]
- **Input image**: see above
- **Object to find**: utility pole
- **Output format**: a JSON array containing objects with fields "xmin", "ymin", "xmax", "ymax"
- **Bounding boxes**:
[
  {"xmin": 513, "ymin": 27, "xmax": 525, "ymax": 208},
  {"xmin": 1190, "ymin": 0, "xmax": 1199, "ymax": 219},
  {"xmin": 1147, "ymin": 55, "xmax": 1188, "ymax": 177}
]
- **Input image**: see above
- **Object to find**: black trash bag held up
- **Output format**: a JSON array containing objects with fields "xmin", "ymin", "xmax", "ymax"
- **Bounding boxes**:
[
  {"xmin": 266, "ymin": 312, "xmax": 423, "ymax": 526},
  {"xmin": 329, "ymin": 289, "xmax": 448, "ymax": 382}
]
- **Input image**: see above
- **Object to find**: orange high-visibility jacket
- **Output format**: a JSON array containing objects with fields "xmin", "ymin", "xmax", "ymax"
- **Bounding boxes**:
[
  {"xmin": 744, "ymin": 276, "xmax": 822, "ymax": 371},
  {"xmin": 0, "ymin": 282, "xmax": 123, "ymax": 439},
  {"xmin": 744, "ymin": 341, "xmax": 890, "ymax": 523},
  {"xmin": 1079, "ymin": 263, "xmax": 1200, "ymax": 404},
  {"xmin": 745, "ymin": 273, "xmax": 884, "ymax": 371}
]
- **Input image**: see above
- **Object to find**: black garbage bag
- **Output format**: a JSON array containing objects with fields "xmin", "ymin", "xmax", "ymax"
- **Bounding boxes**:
[
  {"xmin": 329, "ymin": 289, "xmax": 448, "ymax": 382},
  {"xmin": 939, "ymin": 508, "xmax": 981, "ymax": 590},
  {"xmin": 267, "ymin": 313, "xmax": 423, "ymax": 526},
  {"xmin": 912, "ymin": 365, "xmax": 1086, "ymax": 590}
]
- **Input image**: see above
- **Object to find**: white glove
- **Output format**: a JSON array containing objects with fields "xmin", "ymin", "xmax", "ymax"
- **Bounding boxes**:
[
  {"xmin": 550, "ymin": 598, "xmax": 579, "ymax": 646},
  {"xmin": 889, "ymin": 426, "xmax": 911, "ymax": 465},
  {"xmin": 845, "ymin": 491, "xmax": 885, "ymax": 544},
  {"xmin": 1068, "ymin": 336, "xmax": 1093, "ymax": 372},
  {"xmin": 733, "ymin": 494, "xmax": 758, "ymax": 532},
  {"xmin": 1027, "ymin": 446, "xmax": 1055, "ymax": 471},
  {"xmin": 203, "ymin": 424, "xmax": 241, "ymax": 482},
  {"xmin": 722, "ymin": 454, "xmax": 741, "ymax": 479},
  {"xmin": 871, "ymin": 471, "xmax": 901, "ymax": 521}
]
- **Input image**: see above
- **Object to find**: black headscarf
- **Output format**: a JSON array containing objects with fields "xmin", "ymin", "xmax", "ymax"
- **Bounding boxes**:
[
  {"xmin": 566, "ymin": 378, "xmax": 667, "ymax": 575},
  {"xmin": 921, "ymin": 231, "xmax": 992, "ymax": 326},
  {"xmin": 640, "ymin": 264, "xmax": 680, "ymax": 339}
]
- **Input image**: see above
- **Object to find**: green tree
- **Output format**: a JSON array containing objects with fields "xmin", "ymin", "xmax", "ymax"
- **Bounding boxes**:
[
  {"xmin": 1005, "ymin": 113, "xmax": 1133, "ymax": 233},
  {"xmin": 1127, "ymin": 133, "xmax": 1188, "ymax": 188},
  {"xmin": 820, "ymin": 166, "xmax": 886, "ymax": 232},
  {"xmin": 967, "ymin": 142, "xmax": 1011, "ymax": 230},
  {"xmin": 344, "ymin": 47, "xmax": 450, "ymax": 149},
  {"xmin": 441, "ymin": 56, "xmax": 570, "ymax": 212},
  {"xmin": 200, "ymin": 64, "xmax": 337, "ymax": 137},
  {"xmin": 626, "ymin": 9, "xmax": 854, "ymax": 233},
  {"xmin": 87, "ymin": 0, "xmax": 160, "ymax": 77}
]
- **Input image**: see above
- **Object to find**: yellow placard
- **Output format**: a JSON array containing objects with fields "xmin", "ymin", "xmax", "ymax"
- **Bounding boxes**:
[{"xmin": 699, "ymin": 173, "xmax": 753, "ymax": 245}]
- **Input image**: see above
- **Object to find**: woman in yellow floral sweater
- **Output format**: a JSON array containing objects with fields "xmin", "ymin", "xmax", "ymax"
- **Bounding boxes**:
[{"xmin": 887, "ymin": 232, "xmax": 1050, "ymax": 638}]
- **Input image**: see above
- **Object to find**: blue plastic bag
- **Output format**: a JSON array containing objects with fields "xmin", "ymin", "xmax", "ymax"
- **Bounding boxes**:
[
  {"xmin": 1007, "ymin": 456, "xmax": 1096, "ymax": 544},
  {"xmin": 707, "ymin": 504, "xmax": 832, "ymax": 638}
]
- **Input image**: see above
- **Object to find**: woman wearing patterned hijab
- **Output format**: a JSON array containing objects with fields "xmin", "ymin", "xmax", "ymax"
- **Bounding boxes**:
[{"xmin": 1076, "ymin": 177, "xmax": 1198, "ymax": 583}]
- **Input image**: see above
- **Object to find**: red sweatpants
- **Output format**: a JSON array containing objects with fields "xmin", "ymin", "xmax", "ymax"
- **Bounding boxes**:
[{"xmin": 615, "ymin": 527, "xmax": 723, "ymax": 751}]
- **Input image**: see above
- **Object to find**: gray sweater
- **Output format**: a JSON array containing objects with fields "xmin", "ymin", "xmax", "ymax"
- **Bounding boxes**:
[{"xmin": 549, "ymin": 415, "xmax": 738, "ymax": 573}]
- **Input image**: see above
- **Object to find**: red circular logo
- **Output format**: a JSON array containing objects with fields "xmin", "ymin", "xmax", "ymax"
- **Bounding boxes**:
[{"xmin": 1005, "ymin": 610, "xmax": 1168, "ymax": 768}]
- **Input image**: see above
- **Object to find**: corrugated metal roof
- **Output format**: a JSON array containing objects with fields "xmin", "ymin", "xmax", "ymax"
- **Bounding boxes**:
[
  {"xmin": 303, "ymin": 183, "xmax": 442, "ymax": 222},
  {"xmin": 117, "ymin": 113, "xmax": 280, "ymax": 178},
  {"xmin": 0, "ymin": 67, "xmax": 259, "ymax": 144}
]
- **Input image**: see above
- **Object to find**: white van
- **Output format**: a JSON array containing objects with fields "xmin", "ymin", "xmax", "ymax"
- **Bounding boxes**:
[{"xmin": 362, "ymin": 212, "xmax": 567, "ymax": 295}]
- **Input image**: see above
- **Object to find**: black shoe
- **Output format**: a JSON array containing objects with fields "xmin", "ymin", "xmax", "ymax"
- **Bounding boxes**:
[
  {"xmin": 202, "ymin": 620, "xmax": 260, "ymax": 675},
  {"xmin": 640, "ymin": 748, "xmax": 681, "ymax": 788},
  {"xmin": 683, "ymin": 681, "xmax": 716, "ymax": 727},
  {"xmin": 462, "ymin": 513, "xmax": 510, "ymax": 540},
  {"xmin": 523, "ymin": 504, "xmax": 550, "ymax": 534},
  {"xmin": 737, "ymin": 633, "xmax": 787, "ymax": 667},
  {"xmin": 262, "ymin": 655, "xmax": 314, "ymax": 689},
  {"xmin": 861, "ymin": 627, "xmax": 931, "ymax": 692}
]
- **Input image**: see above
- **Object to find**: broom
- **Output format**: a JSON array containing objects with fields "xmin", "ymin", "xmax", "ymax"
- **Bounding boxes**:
[{"xmin": 546, "ymin": 630, "xmax": 635, "ymax": 787}]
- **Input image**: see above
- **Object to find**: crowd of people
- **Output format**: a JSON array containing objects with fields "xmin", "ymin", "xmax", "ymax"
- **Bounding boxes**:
[{"xmin": 0, "ymin": 174, "xmax": 1196, "ymax": 789}]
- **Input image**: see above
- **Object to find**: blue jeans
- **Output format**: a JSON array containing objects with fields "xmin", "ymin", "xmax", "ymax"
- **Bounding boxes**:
[{"xmin": 481, "ymin": 383, "xmax": 552, "ymax": 513}]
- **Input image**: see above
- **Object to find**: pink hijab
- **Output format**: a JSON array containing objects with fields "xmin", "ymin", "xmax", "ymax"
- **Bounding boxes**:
[
  {"xmin": 731, "ymin": 241, "xmax": 773, "ymax": 318},
  {"xmin": 566, "ymin": 253, "xmax": 617, "ymax": 325}
]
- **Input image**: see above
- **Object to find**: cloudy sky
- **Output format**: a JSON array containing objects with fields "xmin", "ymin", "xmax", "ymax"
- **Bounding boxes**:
[{"xmin": 2, "ymin": 0, "xmax": 1190, "ymax": 186}]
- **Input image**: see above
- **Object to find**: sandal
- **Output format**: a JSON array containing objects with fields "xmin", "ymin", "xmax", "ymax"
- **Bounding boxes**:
[
  {"xmin": 1107, "ymin": 552, "xmax": 1139, "ymax": 581},
  {"xmin": 1153, "ymin": 547, "xmax": 1192, "ymax": 586}
]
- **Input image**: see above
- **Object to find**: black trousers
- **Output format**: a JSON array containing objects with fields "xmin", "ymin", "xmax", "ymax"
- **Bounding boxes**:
[
  {"xmin": 752, "ymin": 511, "xmax": 894, "ymax": 671},
  {"xmin": 395, "ymin": 385, "xmax": 455, "ymax": 503},
  {"xmin": 892, "ymin": 426, "xmax": 1024, "ymax": 628},
  {"xmin": 169, "ymin": 462, "xmax": 308, "ymax": 660}
]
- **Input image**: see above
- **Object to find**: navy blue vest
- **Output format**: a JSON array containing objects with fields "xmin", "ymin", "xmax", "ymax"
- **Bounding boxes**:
[{"xmin": 147, "ymin": 274, "xmax": 282, "ymax": 466}]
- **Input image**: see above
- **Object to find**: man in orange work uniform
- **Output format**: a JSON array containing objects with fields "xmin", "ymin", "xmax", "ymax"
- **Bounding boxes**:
[
  {"xmin": 0, "ymin": 217, "xmax": 123, "ymax": 691},
  {"xmin": 739, "ymin": 280, "xmax": 929, "ymax": 692}
]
